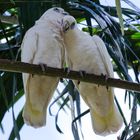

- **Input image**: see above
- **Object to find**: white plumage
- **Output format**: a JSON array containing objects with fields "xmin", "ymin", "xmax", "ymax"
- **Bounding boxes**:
[
  {"xmin": 61, "ymin": 15, "xmax": 123, "ymax": 136},
  {"xmin": 21, "ymin": 7, "xmax": 68, "ymax": 128}
]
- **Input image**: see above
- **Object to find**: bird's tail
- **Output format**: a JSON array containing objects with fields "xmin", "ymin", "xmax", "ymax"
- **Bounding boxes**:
[
  {"xmin": 22, "ymin": 99, "xmax": 47, "ymax": 128},
  {"xmin": 90, "ymin": 102, "xmax": 123, "ymax": 136},
  {"xmin": 22, "ymin": 75, "xmax": 59, "ymax": 128}
]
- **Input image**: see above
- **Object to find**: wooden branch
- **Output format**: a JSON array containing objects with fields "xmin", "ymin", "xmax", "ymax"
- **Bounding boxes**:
[{"xmin": 0, "ymin": 59, "xmax": 140, "ymax": 92}]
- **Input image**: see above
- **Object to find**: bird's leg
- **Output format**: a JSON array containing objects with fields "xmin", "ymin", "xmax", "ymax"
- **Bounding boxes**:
[
  {"xmin": 78, "ymin": 70, "xmax": 86, "ymax": 85},
  {"xmin": 32, "ymin": 63, "xmax": 47, "ymax": 77},
  {"xmin": 101, "ymin": 73, "xmax": 109, "ymax": 90},
  {"xmin": 39, "ymin": 63, "xmax": 48, "ymax": 73},
  {"xmin": 31, "ymin": 63, "xmax": 47, "ymax": 78},
  {"xmin": 79, "ymin": 70, "xmax": 86, "ymax": 78},
  {"xmin": 61, "ymin": 67, "xmax": 71, "ymax": 82},
  {"xmin": 63, "ymin": 67, "xmax": 71, "ymax": 76}
]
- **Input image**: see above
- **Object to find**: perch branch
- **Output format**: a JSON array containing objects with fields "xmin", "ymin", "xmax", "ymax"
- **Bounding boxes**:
[{"xmin": 0, "ymin": 59, "xmax": 139, "ymax": 92}]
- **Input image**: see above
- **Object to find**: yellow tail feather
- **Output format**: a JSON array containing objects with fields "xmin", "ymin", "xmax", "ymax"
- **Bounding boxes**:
[{"xmin": 90, "ymin": 103, "xmax": 123, "ymax": 136}]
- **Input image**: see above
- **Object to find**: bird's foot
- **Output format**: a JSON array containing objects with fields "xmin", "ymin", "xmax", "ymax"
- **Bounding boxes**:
[
  {"xmin": 79, "ymin": 70, "xmax": 86, "ymax": 78},
  {"xmin": 60, "ymin": 67, "xmax": 71, "ymax": 82},
  {"xmin": 31, "ymin": 63, "xmax": 47, "ymax": 78},
  {"xmin": 101, "ymin": 73, "xmax": 109, "ymax": 90},
  {"xmin": 63, "ymin": 67, "xmax": 71, "ymax": 76},
  {"xmin": 39, "ymin": 63, "xmax": 48, "ymax": 73}
]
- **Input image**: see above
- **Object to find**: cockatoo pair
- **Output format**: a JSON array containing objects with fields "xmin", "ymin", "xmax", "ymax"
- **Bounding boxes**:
[{"xmin": 21, "ymin": 7, "xmax": 123, "ymax": 136}]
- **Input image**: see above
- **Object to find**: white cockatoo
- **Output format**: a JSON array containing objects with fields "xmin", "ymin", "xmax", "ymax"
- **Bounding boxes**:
[
  {"xmin": 61, "ymin": 15, "xmax": 123, "ymax": 136},
  {"xmin": 21, "ymin": 7, "xmax": 68, "ymax": 128}
]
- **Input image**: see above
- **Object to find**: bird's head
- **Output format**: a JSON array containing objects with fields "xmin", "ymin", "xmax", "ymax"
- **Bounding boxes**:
[
  {"xmin": 61, "ymin": 15, "xmax": 77, "ymax": 33},
  {"xmin": 40, "ymin": 7, "xmax": 69, "ymax": 21},
  {"xmin": 50, "ymin": 7, "xmax": 69, "ymax": 16}
]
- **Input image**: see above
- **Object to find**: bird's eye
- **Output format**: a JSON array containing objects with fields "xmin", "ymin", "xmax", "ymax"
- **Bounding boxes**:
[{"xmin": 53, "ymin": 7, "xmax": 60, "ymax": 12}]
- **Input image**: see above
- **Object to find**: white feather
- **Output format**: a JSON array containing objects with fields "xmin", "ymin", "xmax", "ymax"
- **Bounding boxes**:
[
  {"xmin": 21, "ymin": 7, "xmax": 67, "ymax": 128},
  {"xmin": 61, "ymin": 15, "xmax": 123, "ymax": 136}
]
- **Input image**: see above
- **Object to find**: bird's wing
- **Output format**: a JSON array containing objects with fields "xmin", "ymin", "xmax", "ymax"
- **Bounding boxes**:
[
  {"xmin": 21, "ymin": 27, "xmax": 38, "ymax": 96},
  {"xmin": 92, "ymin": 35, "xmax": 114, "ymax": 77},
  {"xmin": 21, "ymin": 24, "xmax": 64, "ymax": 127}
]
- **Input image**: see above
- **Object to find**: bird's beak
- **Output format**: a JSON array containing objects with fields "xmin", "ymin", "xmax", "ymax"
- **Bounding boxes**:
[{"xmin": 61, "ymin": 20, "xmax": 69, "ymax": 33}]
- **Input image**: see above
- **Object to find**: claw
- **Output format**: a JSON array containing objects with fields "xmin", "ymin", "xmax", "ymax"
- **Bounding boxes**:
[
  {"xmin": 31, "ymin": 63, "xmax": 47, "ymax": 77},
  {"xmin": 79, "ymin": 70, "xmax": 86, "ymax": 78},
  {"xmin": 63, "ymin": 67, "xmax": 71, "ymax": 76},
  {"xmin": 101, "ymin": 73, "xmax": 109, "ymax": 90},
  {"xmin": 77, "ymin": 70, "xmax": 86, "ymax": 85},
  {"xmin": 39, "ymin": 63, "xmax": 48, "ymax": 73}
]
